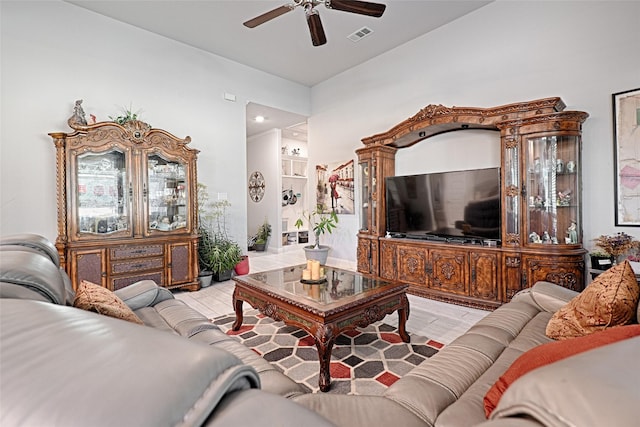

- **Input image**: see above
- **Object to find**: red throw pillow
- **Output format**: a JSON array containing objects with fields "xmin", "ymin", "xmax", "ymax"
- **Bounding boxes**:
[{"xmin": 484, "ymin": 324, "xmax": 640, "ymax": 418}]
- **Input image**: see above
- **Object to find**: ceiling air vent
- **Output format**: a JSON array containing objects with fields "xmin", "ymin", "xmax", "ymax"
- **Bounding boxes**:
[{"xmin": 347, "ymin": 26, "xmax": 373, "ymax": 42}]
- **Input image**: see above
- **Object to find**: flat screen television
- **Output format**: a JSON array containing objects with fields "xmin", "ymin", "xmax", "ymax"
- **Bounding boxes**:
[{"xmin": 385, "ymin": 167, "xmax": 501, "ymax": 241}]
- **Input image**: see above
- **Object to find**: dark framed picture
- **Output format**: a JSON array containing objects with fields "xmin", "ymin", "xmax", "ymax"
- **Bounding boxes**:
[{"xmin": 613, "ymin": 88, "xmax": 640, "ymax": 226}]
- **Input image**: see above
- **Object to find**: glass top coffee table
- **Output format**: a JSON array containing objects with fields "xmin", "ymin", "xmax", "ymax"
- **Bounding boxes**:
[{"xmin": 231, "ymin": 264, "xmax": 410, "ymax": 392}]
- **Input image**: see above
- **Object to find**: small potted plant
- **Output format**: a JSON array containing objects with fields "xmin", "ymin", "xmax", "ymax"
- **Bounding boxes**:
[
  {"xmin": 295, "ymin": 205, "xmax": 338, "ymax": 265},
  {"xmin": 253, "ymin": 218, "xmax": 272, "ymax": 252},
  {"xmin": 197, "ymin": 184, "xmax": 242, "ymax": 283},
  {"xmin": 593, "ymin": 232, "xmax": 639, "ymax": 267}
]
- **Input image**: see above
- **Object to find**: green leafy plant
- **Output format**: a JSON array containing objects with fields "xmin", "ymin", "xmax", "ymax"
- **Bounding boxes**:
[
  {"xmin": 295, "ymin": 205, "xmax": 338, "ymax": 249},
  {"xmin": 197, "ymin": 183, "xmax": 241, "ymax": 274},
  {"xmin": 109, "ymin": 103, "xmax": 144, "ymax": 125},
  {"xmin": 255, "ymin": 218, "xmax": 272, "ymax": 244}
]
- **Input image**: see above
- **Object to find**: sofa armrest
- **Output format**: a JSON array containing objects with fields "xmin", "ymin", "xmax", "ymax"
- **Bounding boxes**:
[
  {"xmin": 0, "ymin": 251, "xmax": 67, "ymax": 305},
  {"xmin": 511, "ymin": 281, "xmax": 578, "ymax": 313},
  {"xmin": 491, "ymin": 336, "xmax": 640, "ymax": 426},
  {"xmin": 114, "ymin": 279, "xmax": 174, "ymax": 311}
]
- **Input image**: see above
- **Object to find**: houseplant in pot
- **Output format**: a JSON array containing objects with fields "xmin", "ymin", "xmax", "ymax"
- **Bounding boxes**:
[
  {"xmin": 197, "ymin": 184, "xmax": 242, "ymax": 283},
  {"xmin": 295, "ymin": 205, "xmax": 338, "ymax": 265},
  {"xmin": 253, "ymin": 218, "xmax": 272, "ymax": 252}
]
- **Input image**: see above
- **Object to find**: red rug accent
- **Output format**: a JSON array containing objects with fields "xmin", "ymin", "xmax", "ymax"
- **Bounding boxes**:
[
  {"xmin": 427, "ymin": 339, "xmax": 444, "ymax": 349},
  {"xmin": 226, "ymin": 325, "xmax": 252, "ymax": 335},
  {"xmin": 330, "ymin": 362, "xmax": 351, "ymax": 379},
  {"xmin": 380, "ymin": 332, "xmax": 403, "ymax": 343},
  {"xmin": 376, "ymin": 371, "xmax": 400, "ymax": 387},
  {"xmin": 298, "ymin": 335, "xmax": 316, "ymax": 346}
]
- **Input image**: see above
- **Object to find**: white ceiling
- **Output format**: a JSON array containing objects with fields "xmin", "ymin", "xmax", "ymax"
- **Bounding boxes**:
[{"xmin": 65, "ymin": 0, "xmax": 492, "ymax": 135}]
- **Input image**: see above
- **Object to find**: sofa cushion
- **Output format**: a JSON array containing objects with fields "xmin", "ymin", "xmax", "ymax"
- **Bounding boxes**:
[
  {"xmin": 73, "ymin": 280, "xmax": 143, "ymax": 324},
  {"xmin": 484, "ymin": 323, "xmax": 640, "ymax": 417},
  {"xmin": 490, "ymin": 336, "xmax": 640, "ymax": 427},
  {"xmin": 546, "ymin": 260, "xmax": 639, "ymax": 339}
]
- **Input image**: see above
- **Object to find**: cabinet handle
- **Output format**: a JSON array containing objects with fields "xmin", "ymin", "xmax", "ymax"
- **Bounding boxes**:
[
  {"xmin": 143, "ymin": 182, "xmax": 148, "ymax": 202},
  {"xmin": 128, "ymin": 182, "xmax": 133, "ymax": 202},
  {"xmin": 471, "ymin": 267, "xmax": 476, "ymax": 283}
]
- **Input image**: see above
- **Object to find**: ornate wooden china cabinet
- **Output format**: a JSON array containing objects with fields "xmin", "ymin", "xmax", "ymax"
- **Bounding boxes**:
[
  {"xmin": 50, "ymin": 109, "xmax": 200, "ymax": 291},
  {"xmin": 357, "ymin": 98, "xmax": 588, "ymax": 309}
]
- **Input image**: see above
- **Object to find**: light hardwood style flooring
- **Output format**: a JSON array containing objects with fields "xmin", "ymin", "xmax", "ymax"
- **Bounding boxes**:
[{"xmin": 175, "ymin": 251, "xmax": 489, "ymax": 345}]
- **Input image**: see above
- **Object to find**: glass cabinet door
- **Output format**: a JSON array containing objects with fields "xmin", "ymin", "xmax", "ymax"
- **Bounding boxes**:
[
  {"xmin": 525, "ymin": 135, "xmax": 580, "ymax": 246},
  {"xmin": 359, "ymin": 160, "xmax": 370, "ymax": 231},
  {"xmin": 76, "ymin": 150, "xmax": 130, "ymax": 235},
  {"xmin": 146, "ymin": 153, "xmax": 188, "ymax": 233}
]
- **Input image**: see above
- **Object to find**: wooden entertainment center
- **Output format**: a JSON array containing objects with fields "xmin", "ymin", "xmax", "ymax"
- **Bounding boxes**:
[{"xmin": 356, "ymin": 98, "xmax": 589, "ymax": 309}]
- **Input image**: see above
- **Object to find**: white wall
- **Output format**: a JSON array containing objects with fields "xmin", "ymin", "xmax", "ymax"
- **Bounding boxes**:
[
  {"xmin": 0, "ymin": 1, "xmax": 310, "ymax": 249},
  {"xmin": 309, "ymin": 0, "xmax": 640, "ymax": 261},
  {"xmin": 247, "ymin": 129, "xmax": 279, "ymax": 247}
]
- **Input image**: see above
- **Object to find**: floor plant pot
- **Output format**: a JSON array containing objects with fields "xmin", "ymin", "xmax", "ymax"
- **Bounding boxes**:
[
  {"xmin": 234, "ymin": 255, "xmax": 250, "ymax": 275},
  {"xmin": 198, "ymin": 271, "xmax": 214, "ymax": 288},
  {"xmin": 213, "ymin": 269, "xmax": 233, "ymax": 282},
  {"xmin": 303, "ymin": 245, "xmax": 330, "ymax": 265}
]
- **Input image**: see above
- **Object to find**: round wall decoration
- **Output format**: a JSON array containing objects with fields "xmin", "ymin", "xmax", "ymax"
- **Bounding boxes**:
[{"xmin": 248, "ymin": 171, "xmax": 265, "ymax": 202}]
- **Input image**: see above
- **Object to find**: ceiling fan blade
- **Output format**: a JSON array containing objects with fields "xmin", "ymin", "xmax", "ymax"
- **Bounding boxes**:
[
  {"xmin": 306, "ymin": 10, "xmax": 327, "ymax": 46},
  {"xmin": 327, "ymin": 0, "xmax": 386, "ymax": 17},
  {"xmin": 243, "ymin": 4, "xmax": 294, "ymax": 28}
]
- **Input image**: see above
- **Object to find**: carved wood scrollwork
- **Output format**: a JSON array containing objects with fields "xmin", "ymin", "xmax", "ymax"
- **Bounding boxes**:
[
  {"xmin": 440, "ymin": 262, "xmax": 455, "ymax": 280},
  {"xmin": 406, "ymin": 256, "xmax": 419, "ymax": 274},
  {"xmin": 505, "ymin": 256, "xmax": 521, "ymax": 268},
  {"xmin": 505, "ymin": 233, "xmax": 520, "ymax": 245},
  {"xmin": 545, "ymin": 272, "xmax": 579, "ymax": 291},
  {"xmin": 505, "ymin": 185, "xmax": 520, "ymax": 197},
  {"xmin": 504, "ymin": 137, "xmax": 518, "ymax": 149},
  {"xmin": 123, "ymin": 120, "xmax": 152, "ymax": 143}
]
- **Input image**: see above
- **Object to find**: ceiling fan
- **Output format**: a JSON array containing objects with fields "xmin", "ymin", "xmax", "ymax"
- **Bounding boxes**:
[{"xmin": 243, "ymin": 0, "xmax": 386, "ymax": 47}]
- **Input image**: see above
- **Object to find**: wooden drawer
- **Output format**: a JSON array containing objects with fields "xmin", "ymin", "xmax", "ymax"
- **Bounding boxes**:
[
  {"xmin": 110, "ymin": 257, "xmax": 164, "ymax": 275},
  {"xmin": 110, "ymin": 244, "xmax": 163, "ymax": 260},
  {"xmin": 111, "ymin": 271, "xmax": 164, "ymax": 291}
]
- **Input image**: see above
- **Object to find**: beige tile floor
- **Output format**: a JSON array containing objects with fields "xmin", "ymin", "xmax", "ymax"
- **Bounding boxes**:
[{"xmin": 174, "ymin": 251, "xmax": 489, "ymax": 345}]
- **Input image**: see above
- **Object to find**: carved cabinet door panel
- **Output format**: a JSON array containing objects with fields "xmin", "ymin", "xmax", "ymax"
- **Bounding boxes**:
[
  {"xmin": 469, "ymin": 251, "xmax": 499, "ymax": 301},
  {"xmin": 69, "ymin": 248, "xmax": 106, "ymax": 290},
  {"xmin": 523, "ymin": 255, "xmax": 585, "ymax": 292},
  {"xmin": 357, "ymin": 237, "xmax": 373, "ymax": 274},
  {"xmin": 379, "ymin": 240, "xmax": 397, "ymax": 281},
  {"xmin": 502, "ymin": 253, "xmax": 523, "ymax": 302},
  {"xmin": 430, "ymin": 249, "xmax": 468, "ymax": 295},
  {"xmin": 397, "ymin": 245, "xmax": 428, "ymax": 286},
  {"xmin": 168, "ymin": 242, "xmax": 191, "ymax": 285}
]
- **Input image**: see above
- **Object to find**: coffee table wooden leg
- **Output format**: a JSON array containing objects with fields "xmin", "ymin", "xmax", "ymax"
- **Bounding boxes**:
[
  {"xmin": 231, "ymin": 289, "xmax": 244, "ymax": 331},
  {"xmin": 398, "ymin": 294, "xmax": 410, "ymax": 343},
  {"xmin": 314, "ymin": 327, "xmax": 336, "ymax": 392}
]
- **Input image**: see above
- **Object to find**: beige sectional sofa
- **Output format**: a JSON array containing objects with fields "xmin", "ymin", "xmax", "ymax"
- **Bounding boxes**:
[{"xmin": 2, "ymin": 234, "xmax": 639, "ymax": 427}]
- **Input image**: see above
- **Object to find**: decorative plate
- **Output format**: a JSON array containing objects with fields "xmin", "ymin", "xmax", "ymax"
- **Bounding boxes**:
[{"xmin": 248, "ymin": 171, "xmax": 265, "ymax": 202}]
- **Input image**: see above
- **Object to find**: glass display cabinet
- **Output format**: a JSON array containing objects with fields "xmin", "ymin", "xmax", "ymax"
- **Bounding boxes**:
[
  {"xmin": 524, "ymin": 135, "xmax": 581, "ymax": 247},
  {"xmin": 355, "ymin": 145, "xmax": 396, "ymax": 274},
  {"xmin": 50, "ymin": 109, "xmax": 200, "ymax": 291}
]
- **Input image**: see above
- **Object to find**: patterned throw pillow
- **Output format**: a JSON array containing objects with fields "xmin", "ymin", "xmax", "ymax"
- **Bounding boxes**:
[
  {"xmin": 546, "ymin": 260, "xmax": 639, "ymax": 340},
  {"xmin": 73, "ymin": 280, "xmax": 144, "ymax": 325}
]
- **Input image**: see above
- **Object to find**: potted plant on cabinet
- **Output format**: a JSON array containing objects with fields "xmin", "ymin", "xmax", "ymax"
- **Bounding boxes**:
[
  {"xmin": 253, "ymin": 218, "xmax": 272, "ymax": 252},
  {"xmin": 197, "ymin": 184, "xmax": 242, "ymax": 283},
  {"xmin": 295, "ymin": 205, "xmax": 338, "ymax": 265}
]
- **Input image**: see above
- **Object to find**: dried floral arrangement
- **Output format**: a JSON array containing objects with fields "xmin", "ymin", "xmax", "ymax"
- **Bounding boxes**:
[{"xmin": 593, "ymin": 232, "xmax": 639, "ymax": 257}]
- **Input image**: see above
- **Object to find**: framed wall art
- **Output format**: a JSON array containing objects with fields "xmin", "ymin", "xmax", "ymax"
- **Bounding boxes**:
[
  {"xmin": 315, "ymin": 159, "xmax": 355, "ymax": 215},
  {"xmin": 613, "ymin": 88, "xmax": 640, "ymax": 226}
]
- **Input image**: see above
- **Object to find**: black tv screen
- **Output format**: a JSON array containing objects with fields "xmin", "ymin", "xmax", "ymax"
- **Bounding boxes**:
[{"xmin": 385, "ymin": 167, "xmax": 501, "ymax": 240}]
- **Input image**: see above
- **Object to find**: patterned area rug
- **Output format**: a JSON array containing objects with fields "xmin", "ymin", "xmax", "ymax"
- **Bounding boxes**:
[{"xmin": 213, "ymin": 309, "xmax": 444, "ymax": 395}]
